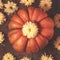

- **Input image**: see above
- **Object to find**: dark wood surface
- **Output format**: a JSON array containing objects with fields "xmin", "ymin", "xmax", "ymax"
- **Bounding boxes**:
[{"xmin": 0, "ymin": 0, "xmax": 60, "ymax": 60}]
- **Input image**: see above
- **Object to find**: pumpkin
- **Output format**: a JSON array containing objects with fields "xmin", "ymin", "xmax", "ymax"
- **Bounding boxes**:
[{"xmin": 8, "ymin": 7, "xmax": 54, "ymax": 54}]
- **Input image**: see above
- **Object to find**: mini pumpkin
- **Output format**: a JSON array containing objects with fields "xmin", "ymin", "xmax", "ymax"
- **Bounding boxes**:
[{"xmin": 8, "ymin": 7, "xmax": 54, "ymax": 54}]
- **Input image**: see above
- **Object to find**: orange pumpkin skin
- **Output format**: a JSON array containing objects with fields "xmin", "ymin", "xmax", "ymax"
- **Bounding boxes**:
[{"xmin": 8, "ymin": 7, "xmax": 54, "ymax": 54}]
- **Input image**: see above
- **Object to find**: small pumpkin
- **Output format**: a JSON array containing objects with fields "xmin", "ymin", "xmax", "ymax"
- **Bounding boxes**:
[{"xmin": 8, "ymin": 7, "xmax": 54, "ymax": 54}]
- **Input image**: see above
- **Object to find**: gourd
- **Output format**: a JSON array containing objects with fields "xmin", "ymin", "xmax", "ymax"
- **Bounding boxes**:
[{"xmin": 8, "ymin": 7, "xmax": 54, "ymax": 54}]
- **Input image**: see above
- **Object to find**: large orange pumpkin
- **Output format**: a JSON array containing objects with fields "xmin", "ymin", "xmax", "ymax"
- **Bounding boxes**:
[{"xmin": 8, "ymin": 7, "xmax": 54, "ymax": 54}]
